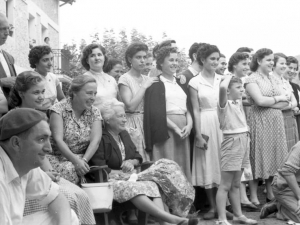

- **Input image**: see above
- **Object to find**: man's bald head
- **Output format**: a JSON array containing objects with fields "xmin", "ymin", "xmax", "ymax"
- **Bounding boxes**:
[{"xmin": 0, "ymin": 13, "xmax": 9, "ymax": 46}]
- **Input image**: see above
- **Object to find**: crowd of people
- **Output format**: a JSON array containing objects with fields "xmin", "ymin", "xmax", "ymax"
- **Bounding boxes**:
[{"xmin": 1, "ymin": 11, "xmax": 300, "ymax": 225}]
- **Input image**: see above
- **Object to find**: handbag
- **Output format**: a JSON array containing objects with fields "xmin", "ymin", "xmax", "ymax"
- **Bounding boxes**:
[{"xmin": 81, "ymin": 167, "xmax": 113, "ymax": 213}]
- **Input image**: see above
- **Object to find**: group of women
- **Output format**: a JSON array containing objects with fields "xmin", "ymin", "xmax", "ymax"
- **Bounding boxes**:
[{"xmin": 1, "ymin": 39, "xmax": 300, "ymax": 224}]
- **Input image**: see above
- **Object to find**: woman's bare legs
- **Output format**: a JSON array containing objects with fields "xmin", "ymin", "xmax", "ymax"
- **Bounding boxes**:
[
  {"xmin": 249, "ymin": 180, "xmax": 259, "ymax": 204},
  {"xmin": 130, "ymin": 195, "xmax": 187, "ymax": 224},
  {"xmin": 266, "ymin": 177, "xmax": 274, "ymax": 200},
  {"xmin": 205, "ymin": 188, "xmax": 217, "ymax": 213},
  {"xmin": 240, "ymin": 182, "xmax": 252, "ymax": 204}
]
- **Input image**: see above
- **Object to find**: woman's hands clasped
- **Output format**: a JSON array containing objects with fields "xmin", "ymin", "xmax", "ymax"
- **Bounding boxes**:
[
  {"xmin": 121, "ymin": 160, "xmax": 135, "ymax": 173},
  {"xmin": 74, "ymin": 158, "xmax": 90, "ymax": 177}
]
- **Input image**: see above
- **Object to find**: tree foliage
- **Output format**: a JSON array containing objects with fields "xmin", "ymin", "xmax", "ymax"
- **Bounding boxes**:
[{"xmin": 61, "ymin": 28, "xmax": 189, "ymax": 78}]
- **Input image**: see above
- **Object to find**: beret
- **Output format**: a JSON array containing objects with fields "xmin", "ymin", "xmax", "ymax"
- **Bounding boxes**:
[{"xmin": 0, "ymin": 108, "xmax": 47, "ymax": 141}]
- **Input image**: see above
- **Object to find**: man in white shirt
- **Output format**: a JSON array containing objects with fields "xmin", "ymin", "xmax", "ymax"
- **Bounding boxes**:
[
  {"xmin": 0, "ymin": 13, "xmax": 17, "ymax": 97},
  {"xmin": 0, "ymin": 108, "xmax": 78, "ymax": 225}
]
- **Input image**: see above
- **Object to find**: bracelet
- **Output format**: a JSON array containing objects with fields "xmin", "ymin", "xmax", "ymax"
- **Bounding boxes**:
[
  {"xmin": 273, "ymin": 96, "xmax": 277, "ymax": 104},
  {"xmin": 82, "ymin": 158, "xmax": 88, "ymax": 163}
]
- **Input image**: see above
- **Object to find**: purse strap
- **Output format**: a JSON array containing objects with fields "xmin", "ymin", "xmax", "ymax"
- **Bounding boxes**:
[{"xmin": 81, "ymin": 166, "xmax": 109, "ymax": 184}]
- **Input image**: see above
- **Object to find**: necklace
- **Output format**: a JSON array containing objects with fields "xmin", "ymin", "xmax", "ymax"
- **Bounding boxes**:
[{"xmin": 108, "ymin": 130, "xmax": 125, "ymax": 160}]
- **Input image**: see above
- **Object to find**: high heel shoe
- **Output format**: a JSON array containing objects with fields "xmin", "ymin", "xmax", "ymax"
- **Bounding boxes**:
[{"xmin": 177, "ymin": 218, "xmax": 199, "ymax": 225}]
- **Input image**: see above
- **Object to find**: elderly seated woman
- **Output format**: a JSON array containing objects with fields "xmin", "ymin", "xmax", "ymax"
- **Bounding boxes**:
[
  {"xmin": 48, "ymin": 74, "xmax": 102, "ymax": 184},
  {"xmin": 86, "ymin": 99, "xmax": 198, "ymax": 225},
  {"xmin": 8, "ymin": 71, "xmax": 96, "ymax": 225}
]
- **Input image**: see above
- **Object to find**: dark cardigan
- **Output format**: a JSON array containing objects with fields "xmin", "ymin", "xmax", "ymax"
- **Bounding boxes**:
[
  {"xmin": 144, "ymin": 75, "xmax": 188, "ymax": 152},
  {"xmin": 290, "ymin": 82, "xmax": 300, "ymax": 108},
  {"xmin": 86, "ymin": 129, "xmax": 143, "ymax": 182}
]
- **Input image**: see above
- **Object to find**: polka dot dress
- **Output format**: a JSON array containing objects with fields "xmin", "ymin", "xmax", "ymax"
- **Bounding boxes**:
[{"xmin": 245, "ymin": 72, "xmax": 288, "ymax": 179}]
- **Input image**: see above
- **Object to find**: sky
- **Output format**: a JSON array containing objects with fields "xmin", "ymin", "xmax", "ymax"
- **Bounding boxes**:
[{"xmin": 60, "ymin": 0, "xmax": 300, "ymax": 58}]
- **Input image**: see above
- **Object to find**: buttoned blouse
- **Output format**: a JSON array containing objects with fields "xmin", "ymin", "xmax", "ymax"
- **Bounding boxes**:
[
  {"xmin": 273, "ymin": 74, "xmax": 294, "ymax": 100},
  {"xmin": 40, "ymin": 72, "xmax": 60, "ymax": 110},
  {"xmin": 160, "ymin": 75, "xmax": 187, "ymax": 113},
  {"xmin": 188, "ymin": 73, "xmax": 222, "ymax": 111},
  {"xmin": 49, "ymin": 98, "xmax": 102, "ymax": 155},
  {"xmin": 0, "ymin": 147, "xmax": 59, "ymax": 225},
  {"xmin": 84, "ymin": 70, "xmax": 118, "ymax": 110}
]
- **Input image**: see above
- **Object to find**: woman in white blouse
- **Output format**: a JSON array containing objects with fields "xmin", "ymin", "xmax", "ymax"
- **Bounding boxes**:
[
  {"xmin": 81, "ymin": 44, "xmax": 118, "ymax": 110},
  {"xmin": 144, "ymin": 46, "xmax": 193, "ymax": 181}
]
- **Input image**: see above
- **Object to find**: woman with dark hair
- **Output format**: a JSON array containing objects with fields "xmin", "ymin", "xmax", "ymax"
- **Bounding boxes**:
[
  {"xmin": 9, "ymin": 72, "xmax": 96, "ymax": 225},
  {"xmin": 284, "ymin": 57, "xmax": 300, "ymax": 137},
  {"xmin": 144, "ymin": 46, "xmax": 193, "ymax": 181},
  {"xmin": 189, "ymin": 44, "xmax": 225, "ymax": 219},
  {"xmin": 216, "ymin": 53, "xmax": 227, "ymax": 75},
  {"xmin": 244, "ymin": 48, "xmax": 289, "ymax": 205},
  {"xmin": 273, "ymin": 53, "xmax": 298, "ymax": 151},
  {"xmin": 81, "ymin": 43, "xmax": 118, "ymax": 110},
  {"xmin": 48, "ymin": 75, "xmax": 102, "ymax": 184},
  {"xmin": 103, "ymin": 58, "xmax": 123, "ymax": 81},
  {"xmin": 8, "ymin": 71, "xmax": 45, "ymax": 110},
  {"xmin": 28, "ymin": 45, "xmax": 65, "ymax": 110},
  {"xmin": 119, "ymin": 42, "xmax": 158, "ymax": 162}
]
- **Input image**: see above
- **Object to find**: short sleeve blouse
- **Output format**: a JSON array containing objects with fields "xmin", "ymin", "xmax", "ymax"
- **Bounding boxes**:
[
  {"xmin": 244, "ymin": 72, "xmax": 282, "ymax": 105},
  {"xmin": 84, "ymin": 70, "xmax": 118, "ymax": 110},
  {"xmin": 49, "ymin": 98, "xmax": 102, "ymax": 155},
  {"xmin": 40, "ymin": 72, "xmax": 60, "ymax": 110}
]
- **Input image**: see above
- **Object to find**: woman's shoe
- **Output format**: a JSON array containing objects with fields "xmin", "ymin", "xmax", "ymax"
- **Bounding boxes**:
[
  {"xmin": 216, "ymin": 220, "xmax": 232, "ymax": 225},
  {"xmin": 233, "ymin": 215, "xmax": 258, "ymax": 224},
  {"xmin": 241, "ymin": 203, "xmax": 258, "ymax": 210},
  {"xmin": 213, "ymin": 211, "xmax": 233, "ymax": 220},
  {"xmin": 251, "ymin": 201, "xmax": 261, "ymax": 207},
  {"xmin": 266, "ymin": 197, "xmax": 275, "ymax": 203}
]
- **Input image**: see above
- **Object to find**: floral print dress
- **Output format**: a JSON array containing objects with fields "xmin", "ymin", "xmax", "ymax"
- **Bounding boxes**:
[{"xmin": 47, "ymin": 98, "xmax": 102, "ymax": 184}]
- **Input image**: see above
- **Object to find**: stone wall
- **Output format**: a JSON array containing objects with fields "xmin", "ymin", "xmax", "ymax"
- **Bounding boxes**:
[
  {"xmin": 1, "ymin": 0, "xmax": 30, "ymax": 69},
  {"xmin": 30, "ymin": 0, "xmax": 59, "ymax": 24}
]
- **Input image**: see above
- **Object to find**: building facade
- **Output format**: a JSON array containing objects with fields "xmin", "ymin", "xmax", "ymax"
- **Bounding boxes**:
[{"xmin": 0, "ymin": 0, "xmax": 71, "ymax": 71}]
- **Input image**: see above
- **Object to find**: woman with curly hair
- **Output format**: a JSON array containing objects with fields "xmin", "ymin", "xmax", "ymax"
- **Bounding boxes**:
[
  {"xmin": 28, "ymin": 45, "xmax": 65, "ymax": 110},
  {"xmin": 188, "ymin": 44, "xmax": 225, "ymax": 220},
  {"xmin": 118, "ymin": 42, "xmax": 158, "ymax": 162},
  {"xmin": 103, "ymin": 58, "xmax": 123, "ymax": 81},
  {"xmin": 144, "ymin": 46, "xmax": 192, "ymax": 181},
  {"xmin": 244, "ymin": 48, "xmax": 289, "ymax": 205},
  {"xmin": 81, "ymin": 43, "xmax": 118, "ymax": 110}
]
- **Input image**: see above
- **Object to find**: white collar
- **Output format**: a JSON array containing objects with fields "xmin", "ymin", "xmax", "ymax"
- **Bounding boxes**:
[
  {"xmin": 188, "ymin": 66, "xmax": 199, "ymax": 76},
  {"xmin": 160, "ymin": 75, "xmax": 176, "ymax": 84}
]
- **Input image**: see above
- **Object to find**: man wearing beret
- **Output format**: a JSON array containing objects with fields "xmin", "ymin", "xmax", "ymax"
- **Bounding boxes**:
[{"xmin": 0, "ymin": 108, "xmax": 79, "ymax": 225}]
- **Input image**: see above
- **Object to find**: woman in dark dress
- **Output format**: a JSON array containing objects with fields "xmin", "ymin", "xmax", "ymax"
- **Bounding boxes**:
[{"xmin": 87, "ymin": 99, "xmax": 197, "ymax": 225}]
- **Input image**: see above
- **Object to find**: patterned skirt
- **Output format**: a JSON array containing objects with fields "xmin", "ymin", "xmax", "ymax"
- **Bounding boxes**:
[
  {"xmin": 24, "ymin": 178, "xmax": 95, "ymax": 225},
  {"xmin": 109, "ymin": 159, "xmax": 195, "ymax": 217},
  {"xmin": 47, "ymin": 154, "xmax": 83, "ymax": 184},
  {"xmin": 248, "ymin": 106, "xmax": 288, "ymax": 179},
  {"xmin": 282, "ymin": 109, "xmax": 299, "ymax": 151}
]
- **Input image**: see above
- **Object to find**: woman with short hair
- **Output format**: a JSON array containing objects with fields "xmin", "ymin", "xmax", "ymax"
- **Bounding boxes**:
[
  {"xmin": 119, "ymin": 42, "xmax": 158, "ymax": 162},
  {"xmin": 87, "ymin": 98, "xmax": 197, "ymax": 225},
  {"xmin": 103, "ymin": 58, "xmax": 123, "ymax": 81},
  {"xmin": 28, "ymin": 45, "xmax": 65, "ymax": 110},
  {"xmin": 81, "ymin": 43, "xmax": 118, "ymax": 110},
  {"xmin": 245, "ymin": 48, "xmax": 289, "ymax": 204},
  {"xmin": 48, "ymin": 75, "xmax": 102, "ymax": 184},
  {"xmin": 144, "ymin": 46, "xmax": 192, "ymax": 181},
  {"xmin": 189, "ymin": 44, "xmax": 224, "ymax": 219}
]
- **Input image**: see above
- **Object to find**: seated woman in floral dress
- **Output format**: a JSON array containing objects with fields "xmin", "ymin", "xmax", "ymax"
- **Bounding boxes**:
[
  {"xmin": 86, "ymin": 99, "xmax": 197, "ymax": 225},
  {"xmin": 8, "ymin": 71, "xmax": 96, "ymax": 225},
  {"xmin": 48, "ymin": 74, "xmax": 102, "ymax": 185}
]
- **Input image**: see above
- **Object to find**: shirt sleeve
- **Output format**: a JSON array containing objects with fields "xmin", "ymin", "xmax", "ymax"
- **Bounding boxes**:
[
  {"xmin": 50, "ymin": 101, "xmax": 64, "ymax": 115},
  {"xmin": 118, "ymin": 74, "xmax": 129, "ymax": 87},
  {"xmin": 244, "ymin": 74, "xmax": 257, "ymax": 85},
  {"xmin": 278, "ymin": 143, "xmax": 300, "ymax": 176},
  {"xmin": 92, "ymin": 106, "xmax": 103, "ymax": 122},
  {"xmin": 25, "ymin": 168, "xmax": 59, "ymax": 206},
  {"xmin": 188, "ymin": 77, "xmax": 198, "ymax": 91}
]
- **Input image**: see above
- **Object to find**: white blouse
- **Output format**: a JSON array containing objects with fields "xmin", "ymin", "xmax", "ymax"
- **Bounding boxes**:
[
  {"xmin": 84, "ymin": 70, "xmax": 118, "ymax": 110},
  {"xmin": 160, "ymin": 75, "xmax": 187, "ymax": 113}
]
